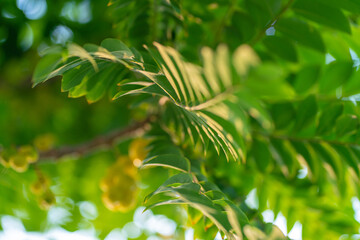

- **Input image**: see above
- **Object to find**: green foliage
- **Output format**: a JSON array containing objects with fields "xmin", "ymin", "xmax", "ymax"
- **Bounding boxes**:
[{"xmin": 2, "ymin": 0, "xmax": 360, "ymax": 239}]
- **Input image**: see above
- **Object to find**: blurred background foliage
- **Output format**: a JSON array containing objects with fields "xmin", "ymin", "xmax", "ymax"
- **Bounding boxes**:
[
  {"xmin": 0, "ymin": 0, "xmax": 179, "ymax": 239},
  {"xmin": 2, "ymin": 0, "xmax": 360, "ymax": 239}
]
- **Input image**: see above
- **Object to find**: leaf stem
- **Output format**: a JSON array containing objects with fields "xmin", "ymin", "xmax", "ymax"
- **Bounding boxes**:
[{"xmin": 182, "ymin": 87, "xmax": 236, "ymax": 111}]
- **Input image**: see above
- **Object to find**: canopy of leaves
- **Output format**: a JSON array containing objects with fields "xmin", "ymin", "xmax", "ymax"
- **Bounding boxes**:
[{"xmin": 1, "ymin": 0, "xmax": 360, "ymax": 239}]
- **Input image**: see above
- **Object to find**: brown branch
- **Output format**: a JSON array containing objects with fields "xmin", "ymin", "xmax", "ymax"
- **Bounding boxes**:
[{"xmin": 38, "ymin": 116, "xmax": 155, "ymax": 162}]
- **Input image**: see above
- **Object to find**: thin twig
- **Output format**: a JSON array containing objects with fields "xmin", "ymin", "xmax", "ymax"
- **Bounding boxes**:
[
  {"xmin": 38, "ymin": 116, "xmax": 155, "ymax": 162},
  {"xmin": 250, "ymin": 0, "xmax": 294, "ymax": 46}
]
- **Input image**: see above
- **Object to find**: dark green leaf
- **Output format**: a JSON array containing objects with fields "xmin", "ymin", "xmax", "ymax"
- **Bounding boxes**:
[
  {"xmin": 100, "ymin": 38, "xmax": 134, "ymax": 59},
  {"xmin": 61, "ymin": 63, "xmax": 93, "ymax": 91},
  {"xmin": 32, "ymin": 53, "xmax": 63, "ymax": 86},
  {"xmin": 244, "ymin": 0, "xmax": 283, "ymax": 29},
  {"xmin": 322, "ymin": 33, "xmax": 352, "ymax": 61},
  {"xmin": 316, "ymin": 102, "xmax": 343, "ymax": 135},
  {"xmin": 293, "ymin": 65, "xmax": 321, "ymax": 93},
  {"xmin": 270, "ymin": 139, "xmax": 299, "ymax": 177},
  {"xmin": 317, "ymin": 0, "xmax": 360, "ymax": 15},
  {"xmin": 319, "ymin": 61, "xmax": 353, "ymax": 93},
  {"xmin": 311, "ymin": 143, "xmax": 343, "ymax": 181},
  {"xmin": 292, "ymin": 0, "xmax": 351, "ymax": 33},
  {"xmin": 342, "ymin": 69, "xmax": 360, "ymax": 97},
  {"xmin": 336, "ymin": 114, "xmax": 358, "ymax": 137},
  {"xmin": 332, "ymin": 145, "xmax": 359, "ymax": 178},
  {"xmin": 263, "ymin": 36, "xmax": 298, "ymax": 62},
  {"xmin": 293, "ymin": 95, "xmax": 318, "ymax": 132},
  {"xmin": 269, "ymin": 102, "xmax": 296, "ymax": 129},
  {"xmin": 275, "ymin": 18, "xmax": 325, "ymax": 53},
  {"xmin": 291, "ymin": 141, "xmax": 320, "ymax": 181},
  {"xmin": 251, "ymin": 137, "xmax": 272, "ymax": 173}
]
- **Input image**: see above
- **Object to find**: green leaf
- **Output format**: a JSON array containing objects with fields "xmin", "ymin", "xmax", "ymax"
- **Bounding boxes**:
[
  {"xmin": 227, "ymin": 11, "xmax": 257, "ymax": 43},
  {"xmin": 350, "ymin": 147, "xmax": 360, "ymax": 176},
  {"xmin": 112, "ymin": 83, "xmax": 168, "ymax": 100},
  {"xmin": 316, "ymin": 102, "xmax": 343, "ymax": 135},
  {"xmin": 100, "ymin": 38, "xmax": 134, "ymax": 59},
  {"xmin": 269, "ymin": 102, "xmax": 296, "ymax": 129},
  {"xmin": 317, "ymin": 0, "xmax": 360, "ymax": 15},
  {"xmin": 251, "ymin": 137, "xmax": 272, "ymax": 173},
  {"xmin": 342, "ymin": 68, "xmax": 360, "ymax": 97},
  {"xmin": 166, "ymin": 103, "xmax": 244, "ymax": 162},
  {"xmin": 225, "ymin": 200, "xmax": 249, "ymax": 237},
  {"xmin": 188, "ymin": 206, "xmax": 203, "ymax": 225},
  {"xmin": 200, "ymin": 107, "xmax": 246, "ymax": 161},
  {"xmin": 151, "ymin": 182, "xmax": 233, "ymax": 234},
  {"xmin": 275, "ymin": 18, "xmax": 325, "ymax": 53},
  {"xmin": 336, "ymin": 114, "xmax": 358, "ymax": 138},
  {"xmin": 204, "ymin": 190, "xmax": 225, "ymax": 200},
  {"xmin": 245, "ymin": 63, "xmax": 294, "ymax": 100},
  {"xmin": 292, "ymin": 0, "xmax": 351, "ymax": 33},
  {"xmin": 68, "ymin": 43, "xmax": 98, "ymax": 71},
  {"xmin": 291, "ymin": 141, "xmax": 320, "ymax": 181},
  {"xmin": 311, "ymin": 143, "xmax": 343, "ymax": 181},
  {"xmin": 243, "ymin": 0, "xmax": 283, "ymax": 29},
  {"xmin": 322, "ymin": 32, "xmax": 352, "ymax": 61},
  {"xmin": 263, "ymin": 36, "xmax": 298, "ymax": 62},
  {"xmin": 32, "ymin": 53, "xmax": 63, "ymax": 86},
  {"xmin": 319, "ymin": 61, "xmax": 353, "ymax": 93},
  {"xmin": 270, "ymin": 139, "xmax": 299, "ymax": 177},
  {"xmin": 293, "ymin": 95, "xmax": 318, "ymax": 132},
  {"xmin": 162, "ymin": 173, "xmax": 193, "ymax": 187},
  {"xmin": 142, "ymin": 154, "xmax": 191, "ymax": 172},
  {"xmin": 332, "ymin": 145, "xmax": 360, "ymax": 178},
  {"xmin": 237, "ymin": 91, "xmax": 273, "ymax": 130},
  {"xmin": 61, "ymin": 62, "xmax": 93, "ymax": 91},
  {"xmin": 292, "ymin": 65, "xmax": 321, "ymax": 94},
  {"xmin": 86, "ymin": 66, "xmax": 123, "ymax": 103},
  {"xmin": 144, "ymin": 173, "xmax": 193, "ymax": 203}
]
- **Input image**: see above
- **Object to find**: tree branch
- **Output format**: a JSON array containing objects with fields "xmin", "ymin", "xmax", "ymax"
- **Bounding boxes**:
[{"xmin": 38, "ymin": 116, "xmax": 155, "ymax": 162}]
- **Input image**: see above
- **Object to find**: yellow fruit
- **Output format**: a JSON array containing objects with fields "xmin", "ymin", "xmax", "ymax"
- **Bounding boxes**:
[
  {"xmin": 100, "ymin": 175, "xmax": 119, "ymax": 191},
  {"xmin": 129, "ymin": 138, "xmax": 149, "ymax": 162},
  {"xmin": 116, "ymin": 156, "xmax": 137, "ymax": 177},
  {"xmin": 100, "ymin": 170, "xmax": 136, "ymax": 190},
  {"xmin": 102, "ymin": 186, "xmax": 136, "ymax": 212},
  {"xmin": 99, "ymin": 177, "xmax": 111, "ymax": 192},
  {"xmin": 18, "ymin": 145, "xmax": 38, "ymax": 163},
  {"xmin": 100, "ymin": 154, "xmax": 140, "ymax": 212},
  {"xmin": 9, "ymin": 154, "xmax": 29, "ymax": 172},
  {"xmin": 102, "ymin": 192, "xmax": 128, "ymax": 212},
  {"xmin": 123, "ymin": 163, "xmax": 138, "ymax": 178}
]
